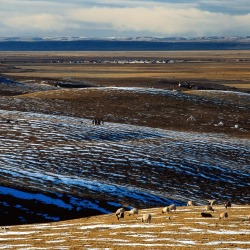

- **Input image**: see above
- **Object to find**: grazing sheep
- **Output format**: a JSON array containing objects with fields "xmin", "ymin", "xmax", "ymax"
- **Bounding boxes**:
[
  {"xmin": 129, "ymin": 207, "xmax": 138, "ymax": 216},
  {"xmin": 142, "ymin": 213, "xmax": 152, "ymax": 223},
  {"xmin": 1, "ymin": 227, "xmax": 8, "ymax": 232},
  {"xmin": 168, "ymin": 204, "xmax": 176, "ymax": 212},
  {"xmin": 201, "ymin": 212, "xmax": 212, "ymax": 218},
  {"xmin": 187, "ymin": 200, "xmax": 195, "ymax": 206},
  {"xmin": 162, "ymin": 206, "xmax": 168, "ymax": 214},
  {"xmin": 218, "ymin": 121, "xmax": 224, "ymax": 126},
  {"xmin": 208, "ymin": 199, "xmax": 216, "ymax": 206},
  {"xmin": 219, "ymin": 211, "xmax": 228, "ymax": 219},
  {"xmin": 115, "ymin": 208, "xmax": 125, "ymax": 220},
  {"xmin": 162, "ymin": 204, "xmax": 176, "ymax": 213},
  {"xmin": 205, "ymin": 205, "xmax": 214, "ymax": 212},
  {"xmin": 224, "ymin": 201, "xmax": 231, "ymax": 209},
  {"xmin": 241, "ymin": 215, "xmax": 250, "ymax": 222},
  {"xmin": 169, "ymin": 204, "xmax": 177, "ymax": 211}
]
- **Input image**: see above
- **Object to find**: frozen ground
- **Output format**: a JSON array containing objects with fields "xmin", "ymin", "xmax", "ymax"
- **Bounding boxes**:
[
  {"xmin": 0, "ymin": 205, "xmax": 249, "ymax": 249},
  {"xmin": 0, "ymin": 107, "xmax": 249, "ymax": 225},
  {"xmin": 0, "ymin": 77, "xmax": 57, "ymax": 95}
]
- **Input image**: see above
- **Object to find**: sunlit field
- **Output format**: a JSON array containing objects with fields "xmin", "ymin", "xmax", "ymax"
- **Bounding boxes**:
[{"xmin": 0, "ymin": 51, "xmax": 249, "ymax": 249}]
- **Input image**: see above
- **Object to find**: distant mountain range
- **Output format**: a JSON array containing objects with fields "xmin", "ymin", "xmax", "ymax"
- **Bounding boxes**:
[
  {"xmin": 0, "ymin": 36, "xmax": 250, "ymax": 42},
  {"xmin": 1, "ymin": 36, "xmax": 250, "ymax": 51}
]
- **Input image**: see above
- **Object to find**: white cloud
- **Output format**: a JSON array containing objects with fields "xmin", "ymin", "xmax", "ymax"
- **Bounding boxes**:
[
  {"xmin": 0, "ymin": 0, "xmax": 250, "ymax": 36},
  {"xmin": 68, "ymin": 6, "xmax": 250, "ymax": 36},
  {"xmin": 4, "ymin": 13, "xmax": 67, "ymax": 31}
]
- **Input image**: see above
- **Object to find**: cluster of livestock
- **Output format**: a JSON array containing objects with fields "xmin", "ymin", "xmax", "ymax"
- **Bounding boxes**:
[
  {"xmin": 115, "ymin": 207, "xmax": 152, "ymax": 223},
  {"xmin": 92, "ymin": 118, "xmax": 104, "ymax": 125},
  {"xmin": 115, "ymin": 199, "xmax": 235, "ymax": 223}
]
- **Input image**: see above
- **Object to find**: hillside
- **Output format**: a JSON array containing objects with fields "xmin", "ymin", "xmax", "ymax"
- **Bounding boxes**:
[
  {"xmin": 1, "ymin": 87, "xmax": 250, "ymax": 137},
  {"xmin": 0, "ymin": 51, "xmax": 249, "ymax": 248},
  {"xmin": 0, "ymin": 87, "xmax": 249, "ymax": 226},
  {"xmin": 1, "ymin": 205, "xmax": 250, "ymax": 249}
]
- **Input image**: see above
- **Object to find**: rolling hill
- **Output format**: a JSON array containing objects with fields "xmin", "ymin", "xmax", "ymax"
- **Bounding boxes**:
[{"xmin": 0, "ymin": 85, "xmax": 249, "ymax": 226}]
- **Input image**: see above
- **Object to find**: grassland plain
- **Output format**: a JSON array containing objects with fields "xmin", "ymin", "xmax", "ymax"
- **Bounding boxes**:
[
  {"xmin": 0, "ymin": 51, "xmax": 250, "ymax": 249},
  {"xmin": 1, "ymin": 51, "xmax": 250, "ymax": 88}
]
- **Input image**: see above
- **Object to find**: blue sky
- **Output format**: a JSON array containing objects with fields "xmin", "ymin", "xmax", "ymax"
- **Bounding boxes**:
[{"xmin": 0, "ymin": 0, "xmax": 249, "ymax": 37}]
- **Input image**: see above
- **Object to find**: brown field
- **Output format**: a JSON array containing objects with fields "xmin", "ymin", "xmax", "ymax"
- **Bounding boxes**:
[
  {"xmin": 0, "ymin": 51, "xmax": 250, "ymax": 138},
  {"xmin": 223, "ymin": 83, "xmax": 250, "ymax": 88},
  {"xmin": 1, "ymin": 51, "xmax": 250, "ymax": 89},
  {"xmin": 1, "ymin": 205, "xmax": 250, "ymax": 249},
  {"xmin": 0, "ymin": 51, "xmax": 250, "ymax": 248}
]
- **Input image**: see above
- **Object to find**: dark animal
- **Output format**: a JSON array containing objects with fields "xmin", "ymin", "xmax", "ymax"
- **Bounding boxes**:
[
  {"xmin": 201, "ymin": 212, "xmax": 212, "ymax": 218},
  {"xmin": 224, "ymin": 201, "xmax": 231, "ymax": 209},
  {"xmin": 92, "ymin": 118, "xmax": 103, "ymax": 125}
]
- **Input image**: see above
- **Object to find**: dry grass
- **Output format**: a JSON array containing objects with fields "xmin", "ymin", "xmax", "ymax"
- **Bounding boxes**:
[
  {"xmin": 1, "ymin": 50, "xmax": 250, "ymax": 59},
  {"xmin": 185, "ymin": 89, "xmax": 250, "ymax": 106},
  {"xmin": 4, "ymin": 62, "xmax": 250, "ymax": 82},
  {"xmin": 223, "ymin": 83, "xmax": 250, "ymax": 88},
  {"xmin": 2, "ymin": 50, "xmax": 247, "ymax": 138},
  {"xmin": 1, "ymin": 205, "xmax": 249, "ymax": 249},
  {"xmin": 2, "ymin": 51, "xmax": 250, "ymax": 91},
  {"xmin": 0, "ymin": 52, "xmax": 250, "ymax": 248},
  {"xmin": 10, "ymin": 87, "xmax": 250, "ymax": 139}
]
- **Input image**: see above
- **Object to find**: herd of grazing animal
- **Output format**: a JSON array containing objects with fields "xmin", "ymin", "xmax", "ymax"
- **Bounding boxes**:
[
  {"xmin": 200, "ymin": 199, "xmax": 232, "ymax": 218},
  {"xmin": 114, "ymin": 199, "xmax": 234, "ymax": 222}
]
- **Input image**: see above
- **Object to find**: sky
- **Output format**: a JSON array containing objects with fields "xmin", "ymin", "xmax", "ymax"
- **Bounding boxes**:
[{"xmin": 0, "ymin": 0, "xmax": 250, "ymax": 38}]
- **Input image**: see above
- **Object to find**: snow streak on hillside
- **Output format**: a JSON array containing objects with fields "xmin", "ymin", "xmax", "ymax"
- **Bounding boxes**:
[{"xmin": 0, "ymin": 109, "xmax": 249, "ymax": 224}]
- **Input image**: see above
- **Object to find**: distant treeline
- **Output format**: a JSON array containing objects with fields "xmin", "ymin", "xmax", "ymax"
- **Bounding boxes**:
[{"xmin": 0, "ymin": 40, "xmax": 250, "ymax": 51}]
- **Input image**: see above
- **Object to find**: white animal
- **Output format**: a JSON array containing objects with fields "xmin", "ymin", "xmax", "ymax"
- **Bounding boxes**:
[
  {"xmin": 1, "ymin": 227, "xmax": 8, "ymax": 232},
  {"xmin": 142, "ymin": 213, "xmax": 152, "ymax": 223},
  {"xmin": 162, "ymin": 204, "xmax": 176, "ymax": 213},
  {"xmin": 129, "ymin": 207, "xmax": 138, "ymax": 216},
  {"xmin": 187, "ymin": 200, "xmax": 195, "ymax": 206},
  {"xmin": 115, "ymin": 208, "xmax": 125, "ymax": 220},
  {"xmin": 187, "ymin": 115, "xmax": 196, "ymax": 123},
  {"xmin": 169, "ymin": 204, "xmax": 176, "ymax": 211},
  {"xmin": 219, "ymin": 211, "xmax": 228, "ymax": 219},
  {"xmin": 205, "ymin": 205, "xmax": 214, "ymax": 212},
  {"xmin": 162, "ymin": 206, "xmax": 168, "ymax": 214},
  {"xmin": 242, "ymin": 215, "xmax": 250, "ymax": 222},
  {"xmin": 208, "ymin": 199, "xmax": 216, "ymax": 206}
]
